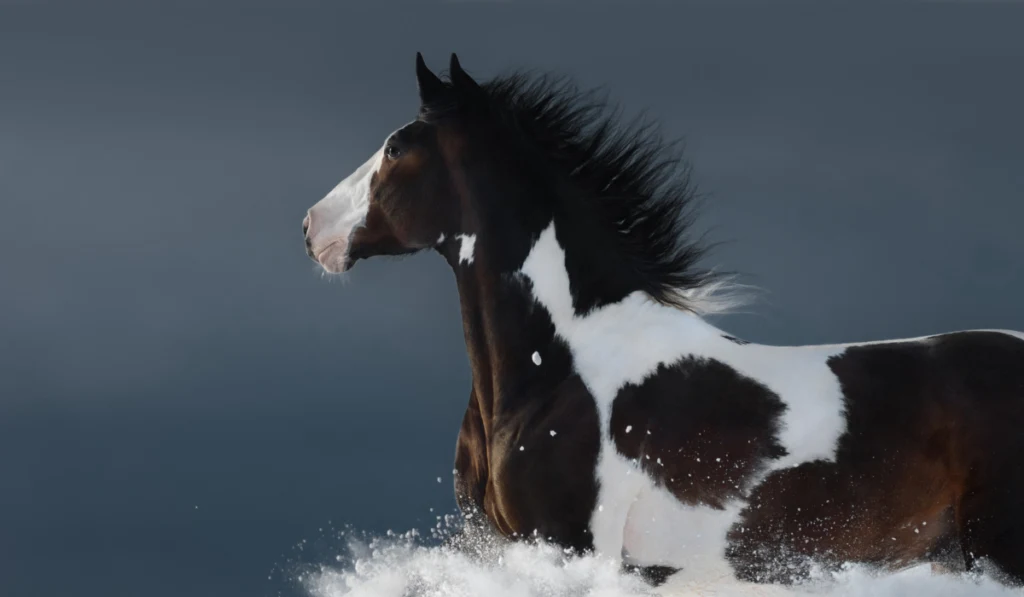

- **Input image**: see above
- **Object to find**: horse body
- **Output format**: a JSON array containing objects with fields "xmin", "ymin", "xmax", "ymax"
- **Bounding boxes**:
[
  {"xmin": 302, "ymin": 53, "xmax": 1024, "ymax": 586},
  {"xmin": 453, "ymin": 216, "xmax": 1024, "ymax": 584}
]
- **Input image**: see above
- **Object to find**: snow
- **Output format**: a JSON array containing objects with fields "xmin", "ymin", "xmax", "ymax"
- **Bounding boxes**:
[
  {"xmin": 532, "ymin": 351, "xmax": 543, "ymax": 366},
  {"xmin": 304, "ymin": 527, "xmax": 1020, "ymax": 597}
]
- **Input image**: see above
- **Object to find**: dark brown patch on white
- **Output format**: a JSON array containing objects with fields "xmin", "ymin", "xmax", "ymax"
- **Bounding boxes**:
[{"xmin": 611, "ymin": 357, "xmax": 787, "ymax": 509}]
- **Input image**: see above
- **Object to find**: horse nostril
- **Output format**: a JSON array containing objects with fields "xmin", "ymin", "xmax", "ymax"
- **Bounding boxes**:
[{"xmin": 303, "ymin": 214, "xmax": 318, "ymax": 261}]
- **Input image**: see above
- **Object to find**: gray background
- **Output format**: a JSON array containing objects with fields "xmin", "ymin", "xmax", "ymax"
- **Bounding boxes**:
[{"xmin": 2, "ymin": 3, "xmax": 1022, "ymax": 597}]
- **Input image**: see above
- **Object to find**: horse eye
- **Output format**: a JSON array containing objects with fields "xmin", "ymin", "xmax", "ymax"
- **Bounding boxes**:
[{"xmin": 385, "ymin": 144, "xmax": 402, "ymax": 160}]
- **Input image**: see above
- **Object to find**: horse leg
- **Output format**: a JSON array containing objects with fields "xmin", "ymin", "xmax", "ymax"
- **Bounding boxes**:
[
  {"xmin": 955, "ymin": 465, "xmax": 1024, "ymax": 584},
  {"xmin": 621, "ymin": 563, "xmax": 678, "ymax": 586}
]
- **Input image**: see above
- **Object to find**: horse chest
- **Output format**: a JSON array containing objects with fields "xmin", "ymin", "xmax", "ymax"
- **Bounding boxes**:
[{"xmin": 484, "ymin": 375, "xmax": 602, "ymax": 551}]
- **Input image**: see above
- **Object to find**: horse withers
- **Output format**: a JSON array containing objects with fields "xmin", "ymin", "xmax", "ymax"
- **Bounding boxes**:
[{"xmin": 301, "ymin": 53, "xmax": 1024, "ymax": 586}]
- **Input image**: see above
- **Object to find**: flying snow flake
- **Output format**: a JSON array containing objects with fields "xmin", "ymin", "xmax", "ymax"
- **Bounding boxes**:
[
  {"xmin": 656, "ymin": 458, "xmax": 663, "ymax": 465},
  {"xmin": 437, "ymin": 477, "xmax": 442, "ymax": 483},
  {"xmin": 519, "ymin": 446, "xmax": 525, "ymax": 451},
  {"xmin": 531, "ymin": 351, "xmax": 542, "ymax": 366},
  {"xmin": 550, "ymin": 430, "xmax": 557, "ymax": 437},
  {"xmin": 598, "ymin": 505, "xmax": 604, "ymax": 512},
  {"xmin": 625, "ymin": 425, "xmax": 633, "ymax": 433}
]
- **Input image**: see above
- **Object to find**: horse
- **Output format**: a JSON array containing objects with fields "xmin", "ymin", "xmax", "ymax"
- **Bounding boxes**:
[{"xmin": 301, "ymin": 53, "xmax": 1024, "ymax": 587}]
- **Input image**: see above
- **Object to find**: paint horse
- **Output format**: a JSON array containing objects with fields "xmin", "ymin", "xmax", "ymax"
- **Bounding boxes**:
[{"xmin": 301, "ymin": 53, "xmax": 1024, "ymax": 586}]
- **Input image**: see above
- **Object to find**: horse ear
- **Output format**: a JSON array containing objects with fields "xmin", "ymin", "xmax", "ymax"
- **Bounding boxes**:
[
  {"xmin": 449, "ymin": 53, "xmax": 482, "ymax": 94},
  {"xmin": 416, "ymin": 52, "xmax": 446, "ymax": 106}
]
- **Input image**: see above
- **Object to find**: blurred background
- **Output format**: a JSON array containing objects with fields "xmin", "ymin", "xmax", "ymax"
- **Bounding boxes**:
[{"xmin": 2, "ymin": 3, "xmax": 1022, "ymax": 597}]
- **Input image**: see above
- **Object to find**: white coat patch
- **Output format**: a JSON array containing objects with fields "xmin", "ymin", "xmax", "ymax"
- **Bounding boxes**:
[
  {"xmin": 457, "ymin": 233, "xmax": 477, "ymax": 265},
  {"xmin": 518, "ymin": 221, "xmax": 851, "ymax": 578}
]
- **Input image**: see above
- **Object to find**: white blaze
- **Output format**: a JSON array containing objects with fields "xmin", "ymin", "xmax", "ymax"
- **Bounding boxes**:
[{"xmin": 306, "ymin": 147, "xmax": 384, "ymax": 267}]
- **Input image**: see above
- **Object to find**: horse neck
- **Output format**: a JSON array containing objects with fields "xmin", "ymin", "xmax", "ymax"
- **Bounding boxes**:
[
  {"xmin": 443, "ymin": 217, "xmax": 718, "ymax": 434},
  {"xmin": 440, "ymin": 162, "xmax": 716, "ymax": 426},
  {"xmin": 449, "ymin": 253, "xmax": 543, "ymax": 427}
]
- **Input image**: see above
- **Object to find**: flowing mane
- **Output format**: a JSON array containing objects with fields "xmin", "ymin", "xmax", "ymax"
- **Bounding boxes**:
[{"xmin": 422, "ymin": 70, "xmax": 747, "ymax": 315}]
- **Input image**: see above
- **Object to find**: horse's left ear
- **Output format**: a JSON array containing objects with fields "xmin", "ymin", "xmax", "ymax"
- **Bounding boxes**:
[
  {"xmin": 416, "ymin": 52, "xmax": 447, "ymax": 106},
  {"xmin": 449, "ymin": 53, "xmax": 482, "ymax": 94}
]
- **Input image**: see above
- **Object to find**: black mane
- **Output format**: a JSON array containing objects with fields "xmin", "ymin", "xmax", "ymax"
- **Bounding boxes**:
[{"xmin": 423, "ymin": 69, "xmax": 737, "ymax": 313}]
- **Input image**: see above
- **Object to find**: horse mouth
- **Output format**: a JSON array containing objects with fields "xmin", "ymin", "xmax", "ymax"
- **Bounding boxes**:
[{"xmin": 315, "ymin": 239, "xmax": 352, "ymax": 273}]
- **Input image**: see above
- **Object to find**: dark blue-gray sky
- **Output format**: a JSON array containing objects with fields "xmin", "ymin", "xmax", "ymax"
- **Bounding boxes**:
[{"xmin": 2, "ymin": 3, "xmax": 1023, "ymax": 597}]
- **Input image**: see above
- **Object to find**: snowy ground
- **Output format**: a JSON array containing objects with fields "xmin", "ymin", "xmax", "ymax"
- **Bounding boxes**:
[{"xmin": 295, "ymin": 523, "xmax": 1022, "ymax": 597}]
